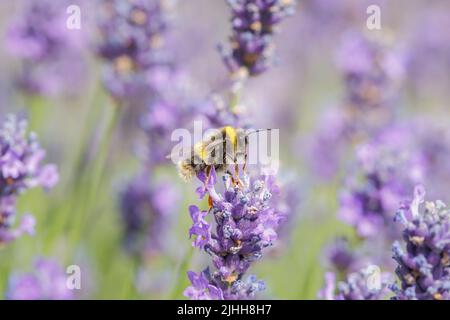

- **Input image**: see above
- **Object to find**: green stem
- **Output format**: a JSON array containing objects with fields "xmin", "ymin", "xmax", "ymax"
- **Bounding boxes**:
[
  {"xmin": 229, "ymin": 83, "xmax": 243, "ymax": 113},
  {"xmin": 25, "ymin": 94, "xmax": 47, "ymax": 132},
  {"xmin": 43, "ymin": 87, "xmax": 105, "ymax": 253},
  {"xmin": 68, "ymin": 103, "xmax": 122, "ymax": 249},
  {"xmin": 168, "ymin": 246, "xmax": 194, "ymax": 299}
]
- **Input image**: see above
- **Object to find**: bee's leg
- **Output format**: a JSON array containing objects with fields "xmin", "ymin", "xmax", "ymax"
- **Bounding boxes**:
[
  {"xmin": 204, "ymin": 166, "xmax": 214, "ymax": 207},
  {"xmin": 205, "ymin": 165, "xmax": 212, "ymax": 185},
  {"xmin": 232, "ymin": 160, "xmax": 245, "ymax": 188},
  {"xmin": 223, "ymin": 167, "xmax": 236, "ymax": 185},
  {"xmin": 233, "ymin": 143, "xmax": 242, "ymax": 186},
  {"xmin": 243, "ymin": 135, "xmax": 249, "ymax": 174}
]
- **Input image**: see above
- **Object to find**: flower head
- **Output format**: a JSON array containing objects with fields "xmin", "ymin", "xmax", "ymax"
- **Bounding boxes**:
[
  {"xmin": 0, "ymin": 115, "xmax": 58, "ymax": 196},
  {"xmin": 184, "ymin": 269, "xmax": 224, "ymax": 300},
  {"xmin": 96, "ymin": 0, "xmax": 173, "ymax": 101},
  {"xmin": 6, "ymin": 0, "xmax": 86, "ymax": 96},
  {"xmin": 319, "ymin": 266, "xmax": 391, "ymax": 300},
  {"xmin": 220, "ymin": 0, "xmax": 297, "ymax": 77},
  {"xmin": 307, "ymin": 32, "xmax": 405, "ymax": 181},
  {"xmin": 338, "ymin": 124, "xmax": 425, "ymax": 239},
  {"xmin": 119, "ymin": 173, "xmax": 178, "ymax": 257},
  {"xmin": 336, "ymin": 32, "xmax": 404, "ymax": 115},
  {"xmin": 185, "ymin": 167, "xmax": 284, "ymax": 299},
  {"xmin": 324, "ymin": 238, "xmax": 359, "ymax": 274},
  {"xmin": 391, "ymin": 185, "xmax": 450, "ymax": 300},
  {"xmin": 0, "ymin": 115, "xmax": 57, "ymax": 245},
  {"xmin": 6, "ymin": 258, "xmax": 73, "ymax": 300}
]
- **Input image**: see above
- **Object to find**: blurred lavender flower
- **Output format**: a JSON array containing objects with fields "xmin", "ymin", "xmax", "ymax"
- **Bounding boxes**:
[
  {"xmin": 220, "ymin": 0, "xmax": 297, "ymax": 77},
  {"xmin": 412, "ymin": 120, "xmax": 450, "ymax": 200},
  {"xmin": 338, "ymin": 124, "xmax": 425, "ymax": 239},
  {"xmin": 198, "ymin": 94, "xmax": 249, "ymax": 130},
  {"xmin": 404, "ymin": 9, "xmax": 450, "ymax": 94},
  {"xmin": 319, "ymin": 267, "xmax": 391, "ymax": 300},
  {"xmin": 6, "ymin": 0, "xmax": 86, "ymax": 96},
  {"xmin": 0, "ymin": 115, "xmax": 58, "ymax": 245},
  {"xmin": 305, "ymin": 108, "xmax": 349, "ymax": 181},
  {"xmin": 299, "ymin": 0, "xmax": 354, "ymax": 41},
  {"xmin": 336, "ymin": 32, "xmax": 404, "ymax": 116},
  {"xmin": 6, "ymin": 258, "xmax": 73, "ymax": 300},
  {"xmin": 119, "ymin": 173, "xmax": 179, "ymax": 257},
  {"xmin": 0, "ymin": 202, "xmax": 35, "ymax": 245},
  {"xmin": 323, "ymin": 235, "xmax": 396, "ymax": 280},
  {"xmin": 307, "ymin": 32, "xmax": 405, "ymax": 180},
  {"xmin": 324, "ymin": 238, "xmax": 359, "ymax": 275},
  {"xmin": 139, "ymin": 67, "xmax": 204, "ymax": 165},
  {"xmin": 185, "ymin": 167, "xmax": 284, "ymax": 299},
  {"xmin": 96, "ymin": 0, "xmax": 174, "ymax": 102},
  {"xmin": 391, "ymin": 186, "xmax": 450, "ymax": 300},
  {"xmin": 322, "ymin": 119, "xmax": 450, "ymax": 281}
]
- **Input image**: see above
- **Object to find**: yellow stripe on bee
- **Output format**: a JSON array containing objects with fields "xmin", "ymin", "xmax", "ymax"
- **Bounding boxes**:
[{"xmin": 223, "ymin": 126, "xmax": 237, "ymax": 146}]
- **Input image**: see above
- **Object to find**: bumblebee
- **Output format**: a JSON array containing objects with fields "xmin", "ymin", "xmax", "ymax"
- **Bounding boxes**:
[{"xmin": 178, "ymin": 126, "xmax": 262, "ymax": 182}]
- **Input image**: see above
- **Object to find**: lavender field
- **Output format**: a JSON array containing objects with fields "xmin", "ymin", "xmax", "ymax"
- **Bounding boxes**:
[{"xmin": 0, "ymin": 0, "xmax": 450, "ymax": 300}]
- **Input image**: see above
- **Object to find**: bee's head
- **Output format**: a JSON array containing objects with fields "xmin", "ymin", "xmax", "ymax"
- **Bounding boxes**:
[{"xmin": 177, "ymin": 159, "xmax": 197, "ymax": 182}]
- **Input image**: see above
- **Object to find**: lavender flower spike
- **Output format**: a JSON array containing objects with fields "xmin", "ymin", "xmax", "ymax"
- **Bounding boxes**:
[
  {"xmin": 185, "ymin": 167, "xmax": 283, "ymax": 300},
  {"xmin": 119, "ymin": 173, "xmax": 178, "ymax": 257},
  {"xmin": 391, "ymin": 185, "xmax": 450, "ymax": 300},
  {"xmin": 338, "ymin": 124, "xmax": 425, "ymax": 240},
  {"xmin": 6, "ymin": 0, "xmax": 86, "ymax": 96},
  {"xmin": 319, "ymin": 266, "xmax": 391, "ymax": 300},
  {"xmin": 6, "ymin": 258, "xmax": 73, "ymax": 300},
  {"xmin": 220, "ymin": 0, "xmax": 297, "ymax": 77},
  {"xmin": 96, "ymin": 0, "xmax": 173, "ymax": 101},
  {"xmin": 0, "ymin": 115, "xmax": 58, "ymax": 245}
]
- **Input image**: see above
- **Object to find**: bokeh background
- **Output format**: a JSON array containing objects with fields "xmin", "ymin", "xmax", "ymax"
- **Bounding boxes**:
[{"xmin": 0, "ymin": 0, "xmax": 449, "ymax": 299}]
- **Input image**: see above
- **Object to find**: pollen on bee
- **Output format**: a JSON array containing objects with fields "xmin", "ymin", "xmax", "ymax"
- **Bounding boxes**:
[{"xmin": 208, "ymin": 195, "xmax": 213, "ymax": 208}]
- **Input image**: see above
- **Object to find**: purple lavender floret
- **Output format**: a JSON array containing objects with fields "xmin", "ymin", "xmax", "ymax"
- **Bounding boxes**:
[
  {"xmin": 6, "ymin": 0, "xmax": 86, "ymax": 96},
  {"xmin": 96, "ymin": 0, "xmax": 172, "ymax": 100},
  {"xmin": 391, "ymin": 186, "xmax": 450, "ymax": 300},
  {"xmin": 6, "ymin": 258, "xmax": 73, "ymax": 300},
  {"xmin": 319, "ymin": 266, "xmax": 391, "ymax": 300},
  {"xmin": 184, "ymin": 269, "xmax": 224, "ymax": 300},
  {"xmin": 0, "ymin": 115, "xmax": 58, "ymax": 245},
  {"xmin": 184, "ymin": 268, "xmax": 265, "ymax": 300},
  {"xmin": 220, "ymin": 0, "xmax": 297, "ymax": 77},
  {"xmin": 119, "ymin": 173, "xmax": 178, "ymax": 257},
  {"xmin": 185, "ymin": 167, "xmax": 284, "ymax": 299},
  {"xmin": 0, "ymin": 115, "xmax": 58, "ymax": 195},
  {"xmin": 336, "ymin": 32, "xmax": 404, "ymax": 115}
]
